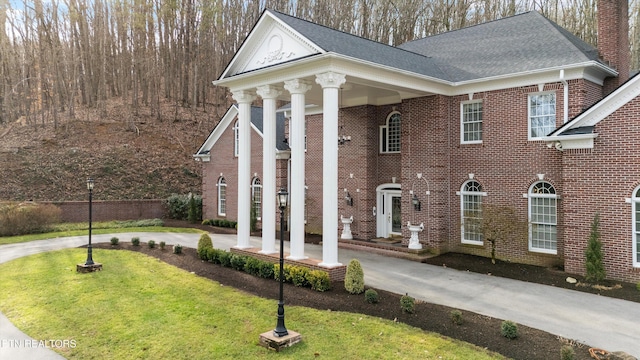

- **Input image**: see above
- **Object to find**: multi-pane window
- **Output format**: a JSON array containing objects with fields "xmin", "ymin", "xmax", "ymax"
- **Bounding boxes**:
[
  {"xmin": 252, "ymin": 177, "xmax": 262, "ymax": 220},
  {"xmin": 233, "ymin": 120, "xmax": 240, "ymax": 157},
  {"xmin": 529, "ymin": 181, "xmax": 557, "ymax": 253},
  {"xmin": 217, "ymin": 177, "xmax": 227, "ymax": 216},
  {"xmin": 461, "ymin": 101, "xmax": 483, "ymax": 143},
  {"xmin": 528, "ymin": 93, "xmax": 556, "ymax": 139},
  {"xmin": 380, "ymin": 112, "xmax": 401, "ymax": 153},
  {"xmin": 460, "ymin": 180, "xmax": 484, "ymax": 244},
  {"xmin": 632, "ymin": 187, "xmax": 640, "ymax": 267}
]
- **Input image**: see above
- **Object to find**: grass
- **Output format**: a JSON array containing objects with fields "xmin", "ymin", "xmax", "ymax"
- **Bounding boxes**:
[
  {"xmin": 0, "ymin": 220, "xmax": 203, "ymax": 245},
  {"xmin": 0, "ymin": 249, "xmax": 504, "ymax": 360}
]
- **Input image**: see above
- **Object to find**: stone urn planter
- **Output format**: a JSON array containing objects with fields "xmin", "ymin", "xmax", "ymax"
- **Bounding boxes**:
[
  {"xmin": 341, "ymin": 215, "xmax": 353, "ymax": 240},
  {"xmin": 407, "ymin": 221, "xmax": 424, "ymax": 250}
]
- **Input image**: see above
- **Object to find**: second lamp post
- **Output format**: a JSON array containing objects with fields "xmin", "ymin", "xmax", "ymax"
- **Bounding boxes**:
[{"xmin": 274, "ymin": 187, "xmax": 289, "ymax": 337}]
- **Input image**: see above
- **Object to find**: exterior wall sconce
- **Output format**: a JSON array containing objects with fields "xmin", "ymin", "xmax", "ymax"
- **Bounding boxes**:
[
  {"xmin": 412, "ymin": 193, "xmax": 421, "ymax": 211},
  {"xmin": 345, "ymin": 191, "xmax": 353, "ymax": 206},
  {"xmin": 338, "ymin": 135, "xmax": 351, "ymax": 145}
]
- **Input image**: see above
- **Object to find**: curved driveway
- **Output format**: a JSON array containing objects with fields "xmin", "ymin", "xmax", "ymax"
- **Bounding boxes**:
[{"xmin": 1, "ymin": 232, "xmax": 639, "ymax": 358}]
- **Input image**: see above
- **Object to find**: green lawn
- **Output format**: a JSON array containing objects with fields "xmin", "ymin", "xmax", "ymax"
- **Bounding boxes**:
[
  {"xmin": 0, "ymin": 220, "xmax": 203, "ymax": 245},
  {"xmin": 0, "ymin": 249, "xmax": 504, "ymax": 360}
]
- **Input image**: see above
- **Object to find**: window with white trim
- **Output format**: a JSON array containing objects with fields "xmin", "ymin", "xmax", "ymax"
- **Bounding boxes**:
[
  {"xmin": 528, "ymin": 181, "xmax": 557, "ymax": 254},
  {"xmin": 380, "ymin": 112, "xmax": 401, "ymax": 153},
  {"xmin": 252, "ymin": 177, "xmax": 262, "ymax": 220},
  {"xmin": 233, "ymin": 120, "xmax": 239, "ymax": 157},
  {"xmin": 217, "ymin": 177, "xmax": 227, "ymax": 216},
  {"xmin": 631, "ymin": 186, "xmax": 640, "ymax": 267},
  {"xmin": 528, "ymin": 92, "xmax": 556, "ymax": 139},
  {"xmin": 460, "ymin": 180, "xmax": 485, "ymax": 244},
  {"xmin": 461, "ymin": 100, "xmax": 483, "ymax": 143}
]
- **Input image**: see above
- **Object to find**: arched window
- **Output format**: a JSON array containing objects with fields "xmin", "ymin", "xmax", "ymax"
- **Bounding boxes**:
[
  {"xmin": 631, "ymin": 187, "xmax": 640, "ymax": 267},
  {"xmin": 252, "ymin": 177, "xmax": 262, "ymax": 220},
  {"xmin": 217, "ymin": 177, "xmax": 227, "ymax": 216},
  {"xmin": 233, "ymin": 120, "xmax": 240, "ymax": 157},
  {"xmin": 528, "ymin": 181, "xmax": 557, "ymax": 253},
  {"xmin": 380, "ymin": 112, "xmax": 401, "ymax": 153},
  {"xmin": 459, "ymin": 180, "xmax": 485, "ymax": 244}
]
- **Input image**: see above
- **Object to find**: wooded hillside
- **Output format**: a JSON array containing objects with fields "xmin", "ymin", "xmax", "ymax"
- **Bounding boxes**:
[{"xmin": 1, "ymin": 0, "xmax": 638, "ymax": 201}]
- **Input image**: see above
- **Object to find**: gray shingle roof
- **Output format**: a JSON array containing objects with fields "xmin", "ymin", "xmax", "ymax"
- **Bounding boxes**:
[
  {"xmin": 250, "ymin": 106, "xmax": 289, "ymax": 151},
  {"xmin": 398, "ymin": 11, "xmax": 601, "ymax": 82},
  {"xmin": 268, "ymin": 10, "xmax": 450, "ymax": 80}
]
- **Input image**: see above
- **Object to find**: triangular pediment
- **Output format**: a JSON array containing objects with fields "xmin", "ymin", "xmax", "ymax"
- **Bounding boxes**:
[{"xmin": 220, "ymin": 10, "xmax": 323, "ymax": 79}]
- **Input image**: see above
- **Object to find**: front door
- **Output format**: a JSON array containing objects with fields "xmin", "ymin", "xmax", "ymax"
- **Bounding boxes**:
[{"xmin": 376, "ymin": 185, "xmax": 402, "ymax": 238}]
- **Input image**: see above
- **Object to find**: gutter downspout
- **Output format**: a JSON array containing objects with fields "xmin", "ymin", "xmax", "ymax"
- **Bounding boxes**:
[{"xmin": 560, "ymin": 69, "xmax": 568, "ymax": 123}]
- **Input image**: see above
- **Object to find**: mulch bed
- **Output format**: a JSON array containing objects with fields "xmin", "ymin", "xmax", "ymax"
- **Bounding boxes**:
[{"xmin": 93, "ymin": 238, "xmax": 595, "ymax": 360}]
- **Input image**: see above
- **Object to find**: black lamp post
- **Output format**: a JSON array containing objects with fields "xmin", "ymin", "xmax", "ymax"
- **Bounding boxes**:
[
  {"xmin": 85, "ymin": 178, "xmax": 95, "ymax": 266},
  {"xmin": 274, "ymin": 187, "xmax": 289, "ymax": 337}
]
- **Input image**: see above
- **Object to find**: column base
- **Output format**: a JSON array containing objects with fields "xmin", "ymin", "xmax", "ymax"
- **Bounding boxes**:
[
  {"xmin": 76, "ymin": 263, "xmax": 103, "ymax": 273},
  {"xmin": 259, "ymin": 330, "xmax": 302, "ymax": 352}
]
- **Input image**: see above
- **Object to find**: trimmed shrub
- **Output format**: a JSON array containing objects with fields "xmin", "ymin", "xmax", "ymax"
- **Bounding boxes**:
[
  {"xmin": 166, "ymin": 193, "xmax": 202, "ymax": 221},
  {"xmin": 131, "ymin": 237, "xmax": 140, "ymax": 246},
  {"xmin": 450, "ymin": 310, "xmax": 463, "ymax": 325},
  {"xmin": 344, "ymin": 259, "xmax": 365, "ymax": 294},
  {"xmin": 501, "ymin": 320, "xmax": 518, "ymax": 339},
  {"xmin": 159, "ymin": 241, "xmax": 166, "ymax": 250},
  {"xmin": 289, "ymin": 266, "xmax": 310, "ymax": 287},
  {"xmin": 173, "ymin": 244, "xmax": 183, "ymax": 254},
  {"xmin": 560, "ymin": 345, "xmax": 575, "ymax": 360},
  {"xmin": 197, "ymin": 233, "xmax": 214, "ymax": 260},
  {"xmin": 244, "ymin": 257, "xmax": 262, "ymax": 276},
  {"xmin": 308, "ymin": 270, "xmax": 331, "ymax": 292},
  {"xmin": 258, "ymin": 262, "xmax": 275, "ymax": 279},
  {"xmin": 585, "ymin": 213, "xmax": 606, "ymax": 283},
  {"xmin": 148, "ymin": 240, "xmax": 156, "ymax": 249},
  {"xmin": 110, "ymin": 237, "xmax": 119, "ymax": 245},
  {"xmin": 365, "ymin": 289, "xmax": 379, "ymax": 304},
  {"xmin": 400, "ymin": 294, "xmax": 415, "ymax": 314},
  {"xmin": 219, "ymin": 251, "xmax": 232, "ymax": 267},
  {"xmin": 230, "ymin": 254, "xmax": 247, "ymax": 271}
]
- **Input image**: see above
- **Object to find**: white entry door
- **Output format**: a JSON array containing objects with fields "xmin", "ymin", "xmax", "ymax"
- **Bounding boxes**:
[{"xmin": 376, "ymin": 186, "xmax": 402, "ymax": 238}]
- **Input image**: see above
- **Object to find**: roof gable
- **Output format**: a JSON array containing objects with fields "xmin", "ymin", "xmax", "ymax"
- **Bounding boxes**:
[
  {"xmin": 219, "ymin": 10, "xmax": 324, "ymax": 79},
  {"xmin": 194, "ymin": 105, "xmax": 287, "ymax": 162}
]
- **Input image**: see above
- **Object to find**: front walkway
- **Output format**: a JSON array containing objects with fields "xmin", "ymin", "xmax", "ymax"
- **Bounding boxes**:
[{"xmin": 1, "ymin": 232, "xmax": 639, "ymax": 358}]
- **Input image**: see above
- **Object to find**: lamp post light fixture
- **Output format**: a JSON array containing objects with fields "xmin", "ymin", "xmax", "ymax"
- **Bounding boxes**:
[
  {"xmin": 85, "ymin": 178, "xmax": 95, "ymax": 265},
  {"xmin": 412, "ymin": 193, "xmax": 421, "ymax": 211},
  {"xmin": 274, "ymin": 187, "xmax": 289, "ymax": 337}
]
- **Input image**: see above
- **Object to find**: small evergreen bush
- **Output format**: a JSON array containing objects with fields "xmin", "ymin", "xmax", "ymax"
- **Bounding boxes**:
[
  {"xmin": 344, "ymin": 259, "xmax": 365, "ymax": 294},
  {"xmin": 560, "ymin": 345, "xmax": 575, "ymax": 360},
  {"xmin": 244, "ymin": 257, "xmax": 262, "ymax": 276},
  {"xmin": 450, "ymin": 310, "xmax": 463, "ymax": 325},
  {"xmin": 308, "ymin": 270, "xmax": 331, "ymax": 292},
  {"xmin": 501, "ymin": 320, "xmax": 518, "ymax": 339},
  {"xmin": 365, "ymin": 289, "xmax": 379, "ymax": 304},
  {"xmin": 289, "ymin": 266, "xmax": 310, "ymax": 287},
  {"xmin": 230, "ymin": 254, "xmax": 246, "ymax": 271},
  {"xmin": 219, "ymin": 251, "xmax": 232, "ymax": 267},
  {"xmin": 159, "ymin": 241, "xmax": 166, "ymax": 250},
  {"xmin": 258, "ymin": 262, "xmax": 275, "ymax": 279},
  {"xmin": 166, "ymin": 193, "xmax": 202, "ymax": 221},
  {"xmin": 400, "ymin": 294, "xmax": 415, "ymax": 314},
  {"xmin": 148, "ymin": 240, "xmax": 156, "ymax": 248},
  {"xmin": 110, "ymin": 236, "xmax": 119, "ymax": 245},
  {"xmin": 585, "ymin": 213, "xmax": 606, "ymax": 282},
  {"xmin": 197, "ymin": 233, "xmax": 214, "ymax": 260},
  {"xmin": 173, "ymin": 244, "xmax": 183, "ymax": 254},
  {"xmin": 131, "ymin": 237, "xmax": 140, "ymax": 246}
]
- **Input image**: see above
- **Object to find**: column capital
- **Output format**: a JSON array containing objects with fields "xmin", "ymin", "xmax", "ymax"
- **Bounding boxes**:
[
  {"xmin": 256, "ymin": 84, "xmax": 283, "ymax": 100},
  {"xmin": 232, "ymin": 89, "xmax": 257, "ymax": 104},
  {"xmin": 284, "ymin": 79, "xmax": 312, "ymax": 94},
  {"xmin": 315, "ymin": 72, "xmax": 346, "ymax": 89}
]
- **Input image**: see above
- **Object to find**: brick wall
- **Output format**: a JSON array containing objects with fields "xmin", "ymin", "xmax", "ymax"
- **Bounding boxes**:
[
  {"xmin": 46, "ymin": 200, "xmax": 166, "ymax": 223},
  {"xmin": 562, "ymin": 96, "xmax": 640, "ymax": 283}
]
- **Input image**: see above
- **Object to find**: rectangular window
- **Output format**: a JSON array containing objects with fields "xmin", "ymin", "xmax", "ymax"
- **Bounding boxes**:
[
  {"xmin": 218, "ymin": 185, "xmax": 226, "ymax": 216},
  {"xmin": 530, "ymin": 197, "xmax": 557, "ymax": 252},
  {"xmin": 253, "ymin": 187, "xmax": 262, "ymax": 220},
  {"xmin": 635, "ymin": 202, "xmax": 640, "ymax": 265},
  {"xmin": 528, "ymin": 93, "xmax": 556, "ymax": 139},
  {"xmin": 461, "ymin": 101, "xmax": 483, "ymax": 143},
  {"xmin": 462, "ymin": 194, "xmax": 483, "ymax": 243}
]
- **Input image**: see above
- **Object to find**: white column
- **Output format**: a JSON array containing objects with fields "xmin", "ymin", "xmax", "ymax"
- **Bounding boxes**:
[
  {"xmin": 232, "ymin": 89, "xmax": 256, "ymax": 249},
  {"xmin": 256, "ymin": 85, "xmax": 282, "ymax": 254},
  {"xmin": 284, "ymin": 79, "xmax": 312, "ymax": 260},
  {"xmin": 316, "ymin": 72, "xmax": 346, "ymax": 267}
]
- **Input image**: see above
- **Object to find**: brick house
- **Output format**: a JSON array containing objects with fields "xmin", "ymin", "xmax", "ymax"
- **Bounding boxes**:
[{"xmin": 195, "ymin": 1, "xmax": 640, "ymax": 282}]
